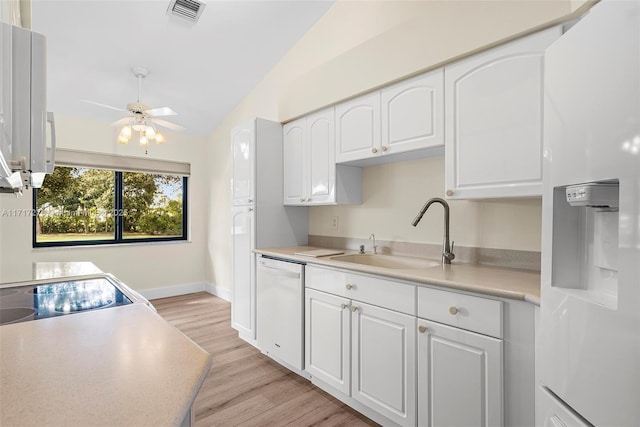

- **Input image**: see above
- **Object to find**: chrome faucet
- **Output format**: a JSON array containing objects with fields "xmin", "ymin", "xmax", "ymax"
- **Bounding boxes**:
[
  {"xmin": 369, "ymin": 234, "xmax": 377, "ymax": 254},
  {"xmin": 412, "ymin": 198, "xmax": 455, "ymax": 264}
]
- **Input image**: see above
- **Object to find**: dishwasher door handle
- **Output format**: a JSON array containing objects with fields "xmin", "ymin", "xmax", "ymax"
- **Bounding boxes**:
[{"xmin": 257, "ymin": 263, "xmax": 301, "ymax": 279}]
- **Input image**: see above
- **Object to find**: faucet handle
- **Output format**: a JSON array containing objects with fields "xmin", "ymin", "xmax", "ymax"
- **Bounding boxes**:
[
  {"xmin": 359, "ymin": 245, "xmax": 365, "ymax": 254},
  {"xmin": 450, "ymin": 241, "xmax": 455, "ymax": 253}
]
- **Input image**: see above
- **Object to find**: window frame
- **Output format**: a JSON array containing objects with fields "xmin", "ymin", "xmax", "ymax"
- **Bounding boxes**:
[{"xmin": 32, "ymin": 169, "xmax": 188, "ymax": 248}]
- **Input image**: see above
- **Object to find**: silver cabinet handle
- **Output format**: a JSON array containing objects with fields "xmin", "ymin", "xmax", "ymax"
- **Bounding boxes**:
[
  {"xmin": 371, "ymin": 147, "xmax": 378, "ymax": 154},
  {"xmin": 418, "ymin": 325, "xmax": 428, "ymax": 333},
  {"xmin": 345, "ymin": 283, "xmax": 353, "ymax": 290},
  {"xmin": 248, "ymin": 198, "xmax": 253, "ymax": 203},
  {"xmin": 340, "ymin": 303, "xmax": 348, "ymax": 310},
  {"xmin": 449, "ymin": 306, "xmax": 459, "ymax": 315},
  {"xmin": 300, "ymin": 198, "xmax": 305, "ymax": 203},
  {"xmin": 248, "ymin": 208, "xmax": 254, "ymax": 212},
  {"xmin": 446, "ymin": 189, "xmax": 454, "ymax": 197},
  {"xmin": 381, "ymin": 145, "xmax": 388, "ymax": 152},
  {"xmin": 350, "ymin": 305, "xmax": 359, "ymax": 312}
]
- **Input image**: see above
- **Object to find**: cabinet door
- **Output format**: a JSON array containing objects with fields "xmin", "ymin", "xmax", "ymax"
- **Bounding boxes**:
[
  {"xmin": 305, "ymin": 288, "xmax": 351, "ymax": 395},
  {"xmin": 283, "ymin": 118, "xmax": 306, "ymax": 205},
  {"xmin": 351, "ymin": 302, "xmax": 416, "ymax": 427},
  {"xmin": 231, "ymin": 121, "xmax": 255, "ymax": 205},
  {"xmin": 418, "ymin": 319, "xmax": 503, "ymax": 427},
  {"xmin": 335, "ymin": 92, "xmax": 381, "ymax": 163},
  {"xmin": 306, "ymin": 108, "xmax": 336, "ymax": 205},
  {"xmin": 444, "ymin": 27, "xmax": 560, "ymax": 199},
  {"xmin": 231, "ymin": 206, "xmax": 256, "ymax": 339},
  {"xmin": 381, "ymin": 68, "xmax": 444, "ymax": 155}
]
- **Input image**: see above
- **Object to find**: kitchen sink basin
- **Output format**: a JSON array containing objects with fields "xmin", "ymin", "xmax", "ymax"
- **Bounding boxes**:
[{"xmin": 330, "ymin": 254, "xmax": 440, "ymax": 270}]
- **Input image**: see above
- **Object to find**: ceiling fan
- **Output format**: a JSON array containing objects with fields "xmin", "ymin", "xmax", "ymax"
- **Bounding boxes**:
[{"xmin": 82, "ymin": 67, "xmax": 184, "ymax": 150}]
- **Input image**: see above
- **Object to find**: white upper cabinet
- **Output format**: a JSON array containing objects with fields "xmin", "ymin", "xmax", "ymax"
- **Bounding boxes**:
[
  {"xmin": 306, "ymin": 109, "xmax": 336, "ymax": 205},
  {"xmin": 381, "ymin": 68, "xmax": 444, "ymax": 155},
  {"xmin": 335, "ymin": 70, "xmax": 444, "ymax": 165},
  {"xmin": 231, "ymin": 124, "xmax": 255, "ymax": 206},
  {"xmin": 444, "ymin": 26, "xmax": 561, "ymax": 199},
  {"xmin": 284, "ymin": 108, "xmax": 361, "ymax": 206},
  {"xmin": 282, "ymin": 117, "xmax": 305, "ymax": 205},
  {"xmin": 335, "ymin": 92, "xmax": 381, "ymax": 163}
]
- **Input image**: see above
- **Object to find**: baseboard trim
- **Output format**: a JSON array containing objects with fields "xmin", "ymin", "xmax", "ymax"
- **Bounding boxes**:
[
  {"xmin": 205, "ymin": 283, "xmax": 232, "ymax": 302},
  {"xmin": 141, "ymin": 282, "xmax": 231, "ymax": 301}
]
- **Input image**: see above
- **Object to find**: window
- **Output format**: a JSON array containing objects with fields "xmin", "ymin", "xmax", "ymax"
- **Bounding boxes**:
[{"xmin": 33, "ymin": 166, "xmax": 187, "ymax": 247}]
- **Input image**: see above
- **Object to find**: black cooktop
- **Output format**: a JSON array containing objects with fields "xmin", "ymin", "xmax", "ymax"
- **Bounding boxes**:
[{"xmin": 0, "ymin": 278, "xmax": 133, "ymax": 325}]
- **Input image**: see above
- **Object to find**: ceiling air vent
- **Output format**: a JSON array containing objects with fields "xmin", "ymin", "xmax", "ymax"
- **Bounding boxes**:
[{"xmin": 167, "ymin": 0, "xmax": 206, "ymax": 23}]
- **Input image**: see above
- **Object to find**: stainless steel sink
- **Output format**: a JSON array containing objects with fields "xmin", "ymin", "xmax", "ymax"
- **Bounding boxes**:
[{"xmin": 330, "ymin": 254, "xmax": 440, "ymax": 270}]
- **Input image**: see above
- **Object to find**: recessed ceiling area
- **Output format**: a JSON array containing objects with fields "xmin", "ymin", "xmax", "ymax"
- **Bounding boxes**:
[{"xmin": 31, "ymin": 0, "xmax": 335, "ymax": 137}]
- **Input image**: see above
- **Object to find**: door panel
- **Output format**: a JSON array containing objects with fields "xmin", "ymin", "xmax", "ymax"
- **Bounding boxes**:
[
  {"xmin": 307, "ymin": 108, "xmax": 335, "ymax": 204},
  {"xmin": 352, "ymin": 302, "xmax": 416, "ymax": 426},
  {"xmin": 382, "ymin": 69, "xmax": 444, "ymax": 154},
  {"xmin": 418, "ymin": 319, "xmax": 503, "ymax": 427},
  {"xmin": 305, "ymin": 288, "xmax": 350, "ymax": 395},
  {"xmin": 283, "ymin": 118, "xmax": 305, "ymax": 205},
  {"xmin": 231, "ymin": 206, "xmax": 256, "ymax": 338},
  {"xmin": 336, "ymin": 92, "xmax": 380, "ymax": 163},
  {"xmin": 231, "ymin": 121, "xmax": 255, "ymax": 205}
]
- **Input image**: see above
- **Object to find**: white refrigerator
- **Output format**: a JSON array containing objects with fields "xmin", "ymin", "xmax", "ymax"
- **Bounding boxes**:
[
  {"xmin": 538, "ymin": 1, "xmax": 640, "ymax": 426},
  {"xmin": 231, "ymin": 118, "xmax": 308, "ymax": 343}
]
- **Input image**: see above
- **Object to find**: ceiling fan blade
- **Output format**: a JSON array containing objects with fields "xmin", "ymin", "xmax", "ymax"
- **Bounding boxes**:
[
  {"xmin": 81, "ymin": 99, "xmax": 128, "ymax": 113},
  {"xmin": 145, "ymin": 107, "xmax": 178, "ymax": 117},
  {"xmin": 111, "ymin": 117, "xmax": 131, "ymax": 127},
  {"xmin": 150, "ymin": 118, "xmax": 185, "ymax": 131}
]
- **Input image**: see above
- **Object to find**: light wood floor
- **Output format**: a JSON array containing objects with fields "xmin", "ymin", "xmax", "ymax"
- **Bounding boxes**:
[{"xmin": 152, "ymin": 292, "xmax": 379, "ymax": 427}]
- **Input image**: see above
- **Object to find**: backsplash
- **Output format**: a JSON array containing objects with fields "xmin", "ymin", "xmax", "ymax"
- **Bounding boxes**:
[{"xmin": 308, "ymin": 235, "xmax": 540, "ymax": 271}]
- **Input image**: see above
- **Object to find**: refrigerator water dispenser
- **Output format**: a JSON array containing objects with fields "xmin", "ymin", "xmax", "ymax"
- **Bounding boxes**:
[{"xmin": 551, "ymin": 180, "xmax": 619, "ymax": 309}]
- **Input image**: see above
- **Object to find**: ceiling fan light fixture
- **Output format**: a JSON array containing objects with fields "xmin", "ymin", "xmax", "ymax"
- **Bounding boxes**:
[
  {"xmin": 145, "ymin": 126, "xmax": 157, "ymax": 140},
  {"xmin": 139, "ymin": 135, "xmax": 149, "ymax": 147},
  {"xmin": 155, "ymin": 132, "xmax": 166, "ymax": 144}
]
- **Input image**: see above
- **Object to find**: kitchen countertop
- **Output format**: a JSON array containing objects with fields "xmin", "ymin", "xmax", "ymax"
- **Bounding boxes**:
[
  {"xmin": 0, "ymin": 262, "xmax": 212, "ymax": 427},
  {"xmin": 254, "ymin": 246, "xmax": 541, "ymax": 305},
  {"xmin": 0, "ymin": 303, "xmax": 212, "ymax": 427},
  {"xmin": 0, "ymin": 261, "xmax": 105, "ymax": 285}
]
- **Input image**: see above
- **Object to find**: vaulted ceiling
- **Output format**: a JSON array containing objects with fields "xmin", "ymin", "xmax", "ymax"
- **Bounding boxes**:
[{"xmin": 31, "ymin": 0, "xmax": 334, "ymax": 136}]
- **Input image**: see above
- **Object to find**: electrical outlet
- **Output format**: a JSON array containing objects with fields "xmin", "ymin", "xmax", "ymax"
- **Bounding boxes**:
[{"xmin": 330, "ymin": 216, "xmax": 339, "ymax": 230}]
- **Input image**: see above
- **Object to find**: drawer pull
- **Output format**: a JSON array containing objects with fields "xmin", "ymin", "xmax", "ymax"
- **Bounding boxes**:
[
  {"xmin": 345, "ymin": 283, "xmax": 353, "ymax": 290},
  {"xmin": 381, "ymin": 145, "xmax": 388, "ymax": 152},
  {"xmin": 350, "ymin": 305, "xmax": 359, "ymax": 312},
  {"xmin": 340, "ymin": 303, "xmax": 348, "ymax": 310},
  {"xmin": 418, "ymin": 325, "xmax": 428, "ymax": 334},
  {"xmin": 371, "ymin": 148, "xmax": 378, "ymax": 154},
  {"xmin": 449, "ymin": 306, "xmax": 459, "ymax": 315}
]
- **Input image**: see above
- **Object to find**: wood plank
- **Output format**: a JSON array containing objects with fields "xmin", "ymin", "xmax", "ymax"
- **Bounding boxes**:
[{"xmin": 152, "ymin": 292, "xmax": 379, "ymax": 426}]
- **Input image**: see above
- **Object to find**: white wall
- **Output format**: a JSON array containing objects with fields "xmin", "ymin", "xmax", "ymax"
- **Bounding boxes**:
[
  {"xmin": 205, "ymin": 0, "xmax": 592, "ymax": 294},
  {"xmin": 0, "ymin": 115, "xmax": 208, "ymax": 291},
  {"xmin": 310, "ymin": 156, "xmax": 542, "ymax": 251}
]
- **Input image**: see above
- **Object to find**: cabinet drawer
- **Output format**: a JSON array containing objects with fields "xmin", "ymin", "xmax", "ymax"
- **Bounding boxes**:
[
  {"xmin": 306, "ymin": 265, "xmax": 416, "ymax": 315},
  {"xmin": 418, "ymin": 286, "xmax": 502, "ymax": 338}
]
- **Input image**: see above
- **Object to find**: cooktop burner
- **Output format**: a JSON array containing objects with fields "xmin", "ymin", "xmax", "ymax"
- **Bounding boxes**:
[{"xmin": 0, "ymin": 277, "xmax": 133, "ymax": 325}]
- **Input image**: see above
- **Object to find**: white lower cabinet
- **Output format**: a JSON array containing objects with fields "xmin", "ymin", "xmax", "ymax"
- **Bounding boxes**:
[
  {"xmin": 352, "ymin": 302, "xmax": 416, "ymax": 426},
  {"xmin": 305, "ymin": 266, "xmax": 417, "ymax": 426},
  {"xmin": 305, "ymin": 288, "xmax": 351, "ymax": 395},
  {"xmin": 303, "ymin": 265, "xmax": 531, "ymax": 427},
  {"xmin": 417, "ymin": 319, "xmax": 503, "ymax": 427}
]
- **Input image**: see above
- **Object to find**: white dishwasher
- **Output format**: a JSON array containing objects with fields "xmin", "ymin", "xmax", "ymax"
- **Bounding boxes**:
[{"xmin": 256, "ymin": 255, "xmax": 305, "ymax": 372}]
